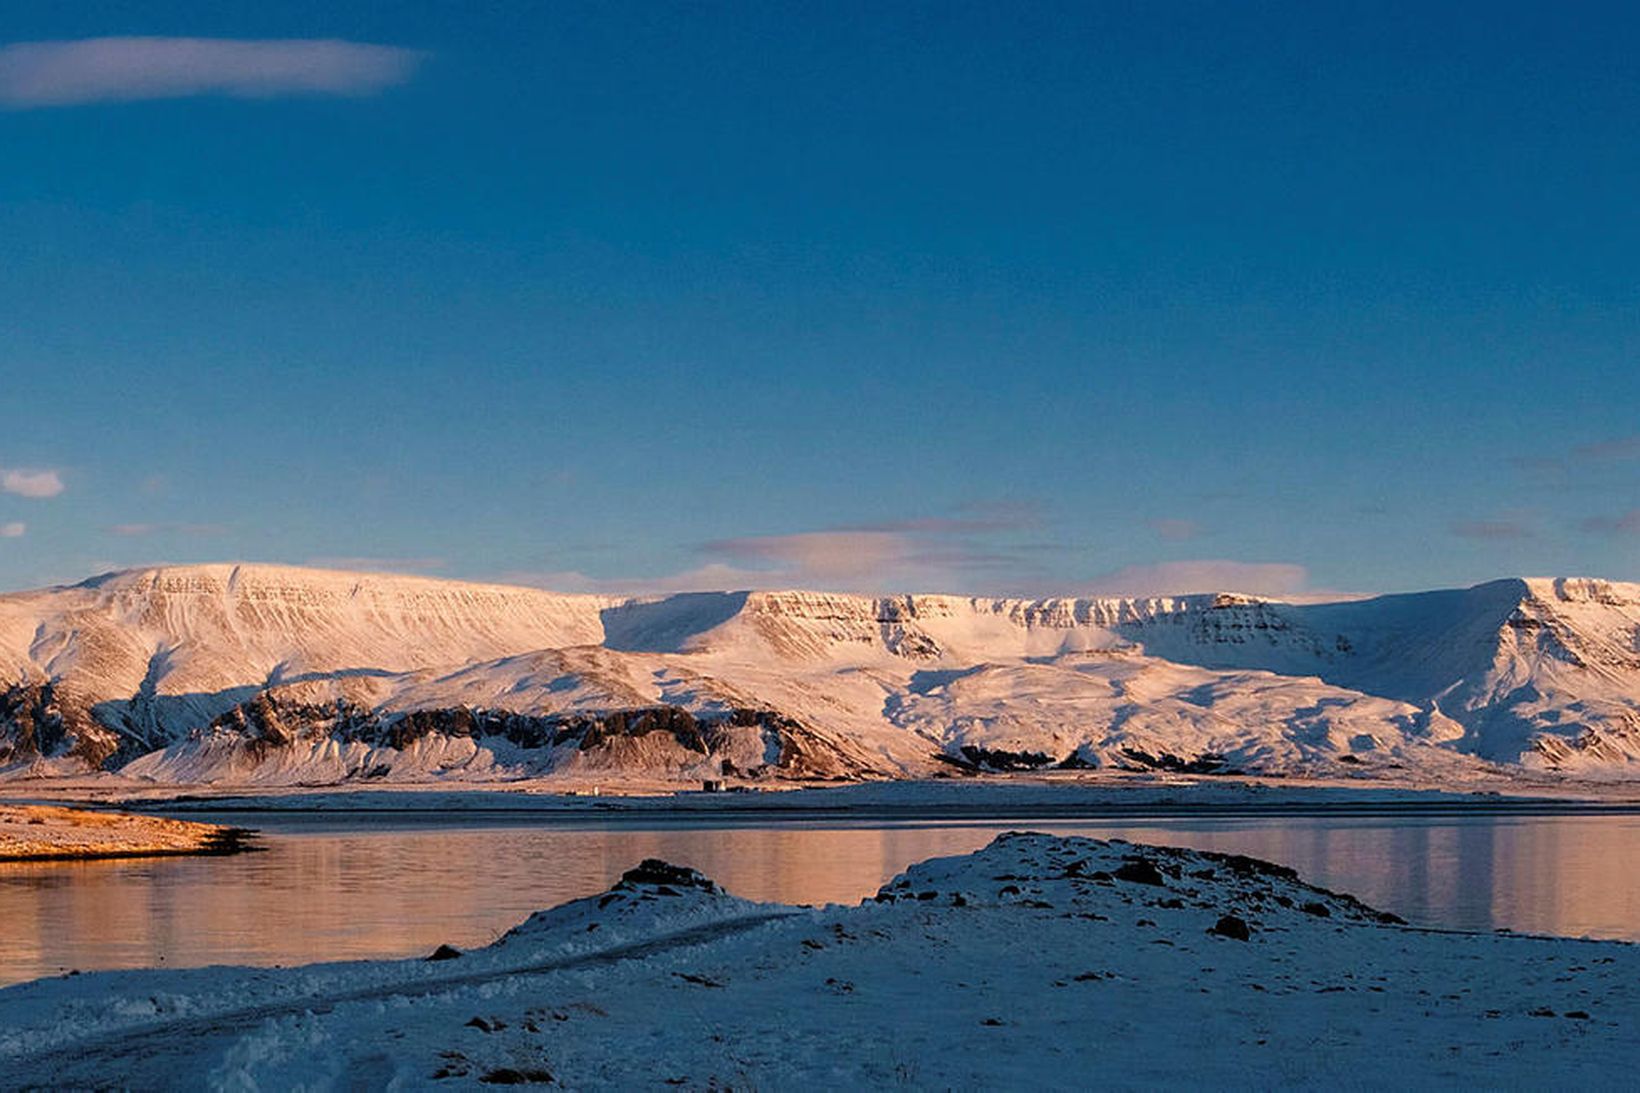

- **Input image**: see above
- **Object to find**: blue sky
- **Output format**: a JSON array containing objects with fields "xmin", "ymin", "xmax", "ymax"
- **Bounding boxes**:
[{"xmin": 1, "ymin": 2, "xmax": 1637, "ymax": 597}]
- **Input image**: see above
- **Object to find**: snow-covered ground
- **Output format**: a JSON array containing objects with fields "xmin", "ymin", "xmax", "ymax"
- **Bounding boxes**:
[{"xmin": 2, "ymin": 832, "xmax": 1634, "ymax": 1089}]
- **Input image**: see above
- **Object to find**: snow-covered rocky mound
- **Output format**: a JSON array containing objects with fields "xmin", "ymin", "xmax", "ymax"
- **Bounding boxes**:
[{"xmin": 3, "ymin": 564, "xmax": 1639, "ymax": 783}]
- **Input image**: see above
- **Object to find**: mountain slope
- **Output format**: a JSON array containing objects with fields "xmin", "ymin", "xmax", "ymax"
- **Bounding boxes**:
[{"xmin": 2, "ymin": 565, "xmax": 1638, "ymax": 783}]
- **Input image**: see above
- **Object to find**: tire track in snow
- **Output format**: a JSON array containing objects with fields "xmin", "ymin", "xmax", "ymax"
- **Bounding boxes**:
[{"xmin": 7, "ymin": 911, "xmax": 798, "ymax": 1090}]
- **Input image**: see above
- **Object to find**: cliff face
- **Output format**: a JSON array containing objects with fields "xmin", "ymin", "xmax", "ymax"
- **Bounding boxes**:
[{"xmin": 3, "ymin": 564, "xmax": 1639, "ymax": 783}]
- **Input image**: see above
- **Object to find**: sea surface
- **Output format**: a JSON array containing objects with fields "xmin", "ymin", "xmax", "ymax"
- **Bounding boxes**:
[{"xmin": 2, "ymin": 810, "xmax": 1638, "ymax": 987}]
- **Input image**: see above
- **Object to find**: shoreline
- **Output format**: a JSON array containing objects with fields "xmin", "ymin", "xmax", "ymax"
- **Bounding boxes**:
[
  {"xmin": 109, "ymin": 778, "xmax": 1640, "ymax": 823},
  {"xmin": 4, "ymin": 831, "xmax": 1634, "ymax": 1087},
  {"xmin": 0, "ymin": 804, "xmax": 258, "ymax": 863}
]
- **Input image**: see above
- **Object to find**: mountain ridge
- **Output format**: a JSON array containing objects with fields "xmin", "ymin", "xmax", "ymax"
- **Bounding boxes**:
[{"xmin": 3, "ymin": 564, "xmax": 1638, "ymax": 783}]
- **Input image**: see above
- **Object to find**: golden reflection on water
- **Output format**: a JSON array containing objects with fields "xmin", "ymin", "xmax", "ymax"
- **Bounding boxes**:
[{"xmin": 1, "ymin": 816, "xmax": 1637, "ymax": 987}]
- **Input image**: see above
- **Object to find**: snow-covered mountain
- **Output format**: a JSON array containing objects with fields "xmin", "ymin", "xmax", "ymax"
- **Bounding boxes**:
[{"xmin": 3, "ymin": 564, "xmax": 1638, "ymax": 784}]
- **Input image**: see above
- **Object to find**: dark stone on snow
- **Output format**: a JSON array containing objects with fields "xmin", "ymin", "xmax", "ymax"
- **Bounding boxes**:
[
  {"xmin": 1209, "ymin": 914, "xmax": 1252, "ymax": 941},
  {"xmin": 621, "ymin": 860, "xmax": 718, "ymax": 892},
  {"xmin": 479, "ymin": 1067, "xmax": 555, "ymax": 1084},
  {"xmin": 1114, "ymin": 859, "xmax": 1166, "ymax": 886},
  {"xmin": 426, "ymin": 944, "xmax": 463, "ymax": 961},
  {"xmin": 1300, "ymin": 902, "xmax": 1331, "ymax": 918}
]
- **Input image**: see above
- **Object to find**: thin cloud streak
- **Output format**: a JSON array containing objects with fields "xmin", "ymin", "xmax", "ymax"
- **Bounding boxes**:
[
  {"xmin": 0, "ymin": 468, "xmax": 64, "ymax": 498},
  {"xmin": 500, "ymin": 563, "xmax": 776, "ymax": 597},
  {"xmin": 1079, "ymin": 560, "xmax": 1315, "ymax": 599},
  {"xmin": 1579, "ymin": 510, "xmax": 1640, "ymax": 536},
  {"xmin": 1147, "ymin": 518, "xmax": 1201, "ymax": 542},
  {"xmin": 110, "ymin": 522, "xmax": 228, "ymax": 537},
  {"xmin": 1573, "ymin": 435, "xmax": 1640, "ymax": 462},
  {"xmin": 305, "ymin": 555, "xmax": 449, "ymax": 575},
  {"xmin": 0, "ymin": 522, "xmax": 24, "ymax": 539},
  {"xmin": 1450, "ymin": 519, "xmax": 1533, "ymax": 541},
  {"xmin": 703, "ymin": 531, "xmax": 914, "ymax": 583},
  {"xmin": 0, "ymin": 38, "xmax": 424, "ymax": 108}
]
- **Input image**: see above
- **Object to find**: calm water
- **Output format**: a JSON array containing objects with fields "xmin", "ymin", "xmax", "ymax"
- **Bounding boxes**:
[{"xmin": 2, "ymin": 813, "xmax": 1638, "ymax": 987}]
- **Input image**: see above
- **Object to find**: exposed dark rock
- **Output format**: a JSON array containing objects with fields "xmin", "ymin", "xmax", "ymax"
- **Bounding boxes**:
[
  {"xmin": 957, "ymin": 745, "xmax": 1055, "ymax": 771},
  {"xmin": 1117, "ymin": 747, "xmax": 1235, "ymax": 775},
  {"xmin": 620, "ymin": 860, "xmax": 718, "ymax": 892},
  {"xmin": 1300, "ymin": 902, "xmax": 1331, "ymax": 918},
  {"xmin": 187, "ymin": 693, "xmax": 882, "ymax": 781},
  {"xmin": 0, "ymin": 680, "xmax": 117, "ymax": 768},
  {"xmin": 426, "ymin": 944, "xmax": 463, "ymax": 961},
  {"xmin": 1114, "ymin": 859, "xmax": 1166, "ymax": 886},
  {"xmin": 1209, "ymin": 914, "xmax": 1252, "ymax": 941},
  {"xmin": 479, "ymin": 1067, "xmax": 555, "ymax": 1085}
]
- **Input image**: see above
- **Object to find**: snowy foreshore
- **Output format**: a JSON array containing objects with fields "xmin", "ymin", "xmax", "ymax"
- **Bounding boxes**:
[{"xmin": 2, "ymin": 832, "xmax": 1634, "ymax": 1089}]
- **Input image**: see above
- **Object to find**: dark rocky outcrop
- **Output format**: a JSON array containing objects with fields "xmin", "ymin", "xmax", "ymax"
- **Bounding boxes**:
[
  {"xmin": 1117, "ymin": 747, "xmax": 1234, "ymax": 775},
  {"xmin": 0, "ymin": 681, "xmax": 118, "ymax": 768},
  {"xmin": 187, "ymin": 690, "xmax": 884, "ymax": 780},
  {"xmin": 955, "ymin": 745, "xmax": 1056, "ymax": 771},
  {"xmin": 620, "ymin": 860, "xmax": 718, "ymax": 893}
]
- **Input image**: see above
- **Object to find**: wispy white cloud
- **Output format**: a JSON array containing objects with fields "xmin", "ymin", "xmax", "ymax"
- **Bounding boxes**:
[
  {"xmin": 1, "ymin": 468, "xmax": 64, "ymax": 498},
  {"xmin": 703, "ymin": 531, "xmax": 914, "ymax": 584},
  {"xmin": 110, "ymin": 522, "xmax": 227, "ymax": 537},
  {"xmin": 0, "ymin": 37, "xmax": 424, "ymax": 108},
  {"xmin": 0, "ymin": 522, "xmax": 24, "ymax": 539},
  {"xmin": 500, "ymin": 563, "xmax": 778, "ymax": 597},
  {"xmin": 1146, "ymin": 518, "xmax": 1200, "ymax": 542},
  {"xmin": 305, "ymin": 555, "xmax": 448, "ymax": 575},
  {"xmin": 1450, "ymin": 519, "xmax": 1533, "ymax": 541},
  {"xmin": 1573, "ymin": 435, "xmax": 1640, "ymax": 462},
  {"xmin": 836, "ymin": 501, "xmax": 1046, "ymax": 536},
  {"xmin": 1079, "ymin": 560, "xmax": 1316, "ymax": 599},
  {"xmin": 502, "ymin": 521, "xmax": 1038, "ymax": 596},
  {"xmin": 1580, "ymin": 509, "xmax": 1640, "ymax": 536},
  {"xmin": 502, "ymin": 555, "xmax": 1344, "ymax": 601}
]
